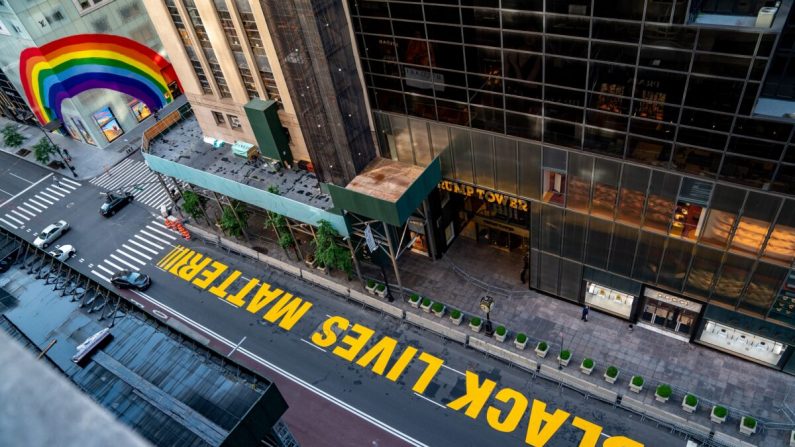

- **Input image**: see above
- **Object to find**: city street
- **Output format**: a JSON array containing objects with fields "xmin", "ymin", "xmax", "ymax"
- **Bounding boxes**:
[{"xmin": 0, "ymin": 153, "xmax": 687, "ymax": 447}]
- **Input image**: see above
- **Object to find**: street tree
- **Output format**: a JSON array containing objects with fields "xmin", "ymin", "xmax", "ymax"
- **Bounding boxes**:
[
  {"xmin": 181, "ymin": 190, "xmax": 205, "ymax": 220},
  {"xmin": 264, "ymin": 186, "xmax": 295, "ymax": 255},
  {"xmin": 1, "ymin": 125, "xmax": 23, "ymax": 148},
  {"xmin": 313, "ymin": 220, "xmax": 353, "ymax": 278},
  {"xmin": 219, "ymin": 200, "xmax": 248, "ymax": 238},
  {"xmin": 32, "ymin": 138, "xmax": 57, "ymax": 164}
]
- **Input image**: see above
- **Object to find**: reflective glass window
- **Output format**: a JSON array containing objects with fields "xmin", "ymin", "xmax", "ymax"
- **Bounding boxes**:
[
  {"xmin": 424, "ymin": 5, "xmax": 461, "ymax": 25},
  {"xmin": 645, "ymin": 0, "xmax": 675, "ymax": 23},
  {"xmin": 463, "ymin": 27, "xmax": 501, "ymax": 47},
  {"xmin": 390, "ymin": 2, "xmax": 423, "ymax": 21},
  {"xmin": 461, "ymin": 7, "xmax": 500, "ymax": 28},
  {"xmin": 772, "ymin": 165, "xmax": 795, "ymax": 196},
  {"xmin": 538, "ymin": 252, "xmax": 560, "ymax": 295},
  {"xmin": 643, "ymin": 171, "xmax": 680, "ymax": 233},
  {"xmin": 591, "ymin": 42, "xmax": 638, "ymax": 65},
  {"xmin": 427, "ymin": 24, "xmax": 462, "ymax": 43},
  {"xmin": 727, "ymin": 137, "xmax": 784, "ymax": 161},
  {"xmin": 609, "ymin": 224, "xmax": 639, "ymax": 277},
  {"xmin": 763, "ymin": 199, "xmax": 795, "ymax": 265},
  {"xmin": 541, "ymin": 205, "xmax": 564, "ymax": 254},
  {"xmin": 741, "ymin": 263, "xmax": 788, "ymax": 316},
  {"xmin": 546, "ymin": 86, "xmax": 585, "ymax": 107},
  {"xmin": 593, "ymin": 1, "xmax": 644, "ymax": 20},
  {"xmin": 354, "ymin": 0, "xmax": 389, "ymax": 17},
  {"xmin": 589, "ymin": 63, "xmax": 635, "ymax": 96},
  {"xmin": 546, "ymin": 36, "xmax": 588, "ymax": 58},
  {"xmin": 629, "ymin": 118, "xmax": 675, "ymax": 141},
  {"xmin": 585, "ymin": 217, "xmax": 613, "ymax": 269},
  {"xmin": 430, "ymin": 42, "xmax": 465, "ymax": 71},
  {"xmin": 471, "ymin": 132, "xmax": 495, "ymax": 189},
  {"xmin": 505, "ymin": 80, "xmax": 543, "ymax": 99},
  {"xmin": 545, "ymin": 119, "xmax": 583, "ymax": 149},
  {"xmin": 635, "ymin": 69, "xmax": 687, "ymax": 106},
  {"xmin": 545, "ymin": 103, "xmax": 583, "ymax": 123},
  {"xmin": 389, "ymin": 115, "xmax": 413, "ymax": 163},
  {"xmin": 627, "ymin": 136, "xmax": 672, "ymax": 168},
  {"xmin": 504, "ymin": 52, "xmax": 543, "ymax": 83},
  {"xmin": 701, "ymin": 185, "xmax": 745, "ymax": 248},
  {"xmin": 451, "ymin": 128, "xmax": 474, "ymax": 183},
  {"xmin": 730, "ymin": 192, "xmax": 780, "ymax": 256},
  {"xmin": 470, "ymin": 106, "xmax": 504, "ymax": 133},
  {"xmin": 567, "ymin": 153, "xmax": 593, "ymax": 212},
  {"xmin": 546, "ymin": 15, "xmax": 589, "ymax": 37},
  {"xmin": 671, "ymin": 146, "xmax": 721, "ymax": 178},
  {"xmin": 503, "ymin": 32, "xmax": 543, "ymax": 52},
  {"xmin": 697, "ymin": 29, "xmax": 758, "ymax": 56},
  {"xmin": 396, "ymin": 38, "xmax": 431, "ymax": 66},
  {"xmin": 562, "ymin": 210, "xmax": 587, "ymax": 262},
  {"xmin": 632, "ymin": 231, "xmax": 665, "ymax": 282},
  {"xmin": 409, "ymin": 118, "xmax": 432, "ymax": 167},
  {"xmin": 680, "ymin": 109, "xmax": 733, "ymax": 133},
  {"xmin": 685, "ymin": 246, "xmax": 722, "ymax": 297},
  {"xmin": 590, "ymin": 158, "xmax": 620, "ymax": 219},
  {"xmin": 465, "ymin": 46, "xmax": 502, "ymax": 76},
  {"xmin": 547, "ymin": 0, "xmax": 590, "ymax": 15},
  {"xmin": 518, "ymin": 141, "xmax": 542, "ymax": 200},
  {"xmin": 405, "ymin": 94, "xmax": 437, "ymax": 120},
  {"xmin": 639, "ymin": 47, "xmax": 692, "ymax": 72},
  {"xmin": 393, "ymin": 20, "xmax": 426, "ymax": 39},
  {"xmin": 505, "ymin": 96, "xmax": 542, "ymax": 115},
  {"xmin": 642, "ymin": 25, "xmax": 696, "ymax": 50},
  {"xmin": 692, "ymin": 53, "xmax": 750, "ymax": 79},
  {"xmin": 658, "ymin": 238, "xmax": 694, "ymax": 291},
  {"xmin": 506, "ymin": 112, "xmax": 542, "ymax": 141},
  {"xmin": 676, "ymin": 127, "xmax": 727, "ymax": 150},
  {"xmin": 586, "ymin": 111, "xmax": 627, "ymax": 131},
  {"xmin": 501, "ymin": 10, "xmax": 543, "ymax": 32},
  {"xmin": 429, "ymin": 122, "xmax": 450, "ymax": 157},
  {"xmin": 436, "ymin": 100, "xmax": 468, "ymax": 126},
  {"xmin": 617, "ymin": 165, "xmax": 650, "ymax": 226},
  {"xmin": 592, "ymin": 19, "xmax": 641, "ymax": 43},
  {"xmin": 494, "ymin": 137, "xmax": 518, "ymax": 194},
  {"xmin": 733, "ymin": 117, "xmax": 792, "ymax": 142},
  {"xmin": 685, "ymin": 76, "xmax": 743, "ymax": 113},
  {"xmin": 712, "ymin": 253, "xmax": 755, "ymax": 306},
  {"xmin": 719, "ymin": 156, "xmax": 775, "ymax": 188},
  {"xmin": 545, "ymin": 57, "xmax": 586, "ymax": 89},
  {"xmin": 372, "ymin": 89, "xmax": 406, "ymax": 114},
  {"xmin": 739, "ymin": 83, "xmax": 759, "ymax": 115},
  {"xmin": 588, "ymin": 92, "xmax": 631, "ymax": 114},
  {"xmin": 584, "ymin": 127, "xmax": 626, "ymax": 158}
]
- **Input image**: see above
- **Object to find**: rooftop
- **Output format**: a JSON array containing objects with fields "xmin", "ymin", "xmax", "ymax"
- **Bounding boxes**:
[
  {"xmin": 148, "ymin": 116, "xmax": 332, "ymax": 210},
  {"xmin": 345, "ymin": 157, "xmax": 426, "ymax": 202}
]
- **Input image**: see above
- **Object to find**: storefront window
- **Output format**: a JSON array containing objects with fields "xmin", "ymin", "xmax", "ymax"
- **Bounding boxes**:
[
  {"xmin": 699, "ymin": 321, "xmax": 787, "ymax": 366},
  {"xmin": 409, "ymin": 118, "xmax": 431, "ymax": 167},
  {"xmin": 562, "ymin": 210, "xmax": 587, "ymax": 262},
  {"xmin": 494, "ymin": 137, "xmax": 518, "ymax": 195},
  {"xmin": 640, "ymin": 288, "xmax": 702, "ymax": 340},
  {"xmin": 700, "ymin": 185, "xmax": 745, "ymax": 248},
  {"xmin": 657, "ymin": 238, "xmax": 693, "ymax": 292},
  {"xmin": 730, "ymin": 192, "xmax": 780, "ymax": 257},
  {"xmin": 585, "ymin": 282, "xmax": 635, "ymax": 319},
  {"xmin": 763, "ymin": 199, "xmax": 795, "ymax": 265},
  {"xmin": 451, "ymin": 128, "xmax": 474, "ymax": 184},
  {"xmin": 616, "ymin": 165, "xmax": 650, "ymax": 226},
  {"xmin": 590, "ymin": 158, "xmax": 620, "ymax": 219},
  {"xmin": 585, "ymin": 216, "xmax": 612, "ymax": 269},
  {"xmin": 632, "ymin": 231, "xmax": 665, "ymax": 283},
  {"xmin": 608, "ymin": 224, "xmax": 639, "ymax": 278}
]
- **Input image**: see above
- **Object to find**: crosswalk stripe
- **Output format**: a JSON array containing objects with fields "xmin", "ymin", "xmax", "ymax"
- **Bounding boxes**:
[
  {"xmin": 116, "ymin": 248, "xmax": 147, "ymax": 265},
  {"xmin": 38, "ymin": 191, "xmax": 59, "ymax": 202},
  {"xmin": 136, "ymin": 185, "xmax": 163, "ymax": 204},
  {"xmin": 33, "ymin": 195, "xmax": 53, "ymax": 205},
  {"xmin": 60, "ymin": 178, "xmax": 81, "ymax": 187},
  {"xmin": 91, "ymin": 159, "xmax": 133, "ymax": 185},
  {"xmin": 22, "ymin": 202, "xmax": 42, "ymax": 213},
  {"xmin": 133, "ymin": 234, "xmax": 164, "ymax": 250},
  {"xmin": 142, "ymin": 190, "xmax": 170, "ymax": 207},
  {"xmin": 91, "ymin": 270, "xmax": 110, "ymax": 282},
  {"xmin": 104, "ymin": 259, "xmax": 124, "ymax": 271},
  {"xmin": 140, "ymin": 229, "xmax": 172, "ymax": 245},
  {"xmin": 145, "ymin": 225, "xmax": 177, "ymax": 240},
  {"xmin": 10, "ymin": 210, "xmax": 29, "ymax": 221},
  {"xmin": 4, "ymin": 214, "xmax": 23, "ymax": 225},
  {"xmin": 110, "ymin": 168, "xmax": 151, "ymax": 192},
  {"xmin": 0, "ymin": 218, "xmax": 18, "ymax": 229},
  {"xmin": 57, "ymin": 183, "xmax": 76, "ymax": 192},
  {"xmin": 104, "ymin": 163, "xmax": 149, "ymax": 191},
  {"xmin": 98, "ymin": 161, "xmax": 142, "ymax": 190},
  {"xmin": 45, "ymin": 187, "xmax": 65, "ymax": 198},
  {"xmin": 50, "ymin": 184, "xmax": 72, "ymax": 194},
  {"xmin": 97, "ymin": 264, "xmax": 115, "ymax": 275},
  {"xmin": 16, "ymin": 207, "xmax": 35, "ymax": 218},
  {"xmin": 127, "ymin": 239, "xmax": 159, "ymax": 255},
  {"xmin": 110, "ymin": 254, "xmax": 139, "ymax": 271},
  {"xmin": 150, "ymin": 220, "xmax": 169, "ymax": 230},
  {"xmin": 122, "ymin": 243, "xmax": 153, "ymax": 259}
]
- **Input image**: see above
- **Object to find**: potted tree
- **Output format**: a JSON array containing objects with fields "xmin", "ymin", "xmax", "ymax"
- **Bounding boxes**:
[
  {"xmin": 711, "ymin": 405, "xmax": 728, "ymax": 424},
  {"xmin": 450, "ymin": 309, "xmax": 463, "ymax": 325},
  {"xmin": 604, "ymin": 366, "xmax": 619, "ymax": 384},
  {"xmin": 408, "ymin": 294, "xmax": 421, "ymax": 308},
  {"xmin": 431, "ymin": 302, "xmax": 446, "ymax": 317},
  {"xmin": 494, "ymin": 326, "xmax": 507, "ymax": 342},
  {"xmin": 629, "ymin": 375, "xmax": 644, "ymax": 393},
  {"xmin": 515, "ymin": 333, "xmax": 528, "ymax": 350},
  {"xmin": 682, "ymin": 394, "xmax": 698, "ymax": 413},
  {"xmin": 558, "ymin": 350, "xmax": 572, "ymax": 367},
  {"xmin": 535, "ymin": 341, "xmax": 549, "ymax": 358},
  {"xmin": 739, "ymin": 416, "xmax": 757, "ymax": 436},
  {"xmin": 789, "ymin": 430, "xmax": 795, "ymax": 447},
  {"xmin": 420, "ymin": 297, "xmax": 432, "ymax": 313},
  {"xmin": 374, "ymin": 283, "xmax": 386, "ymax": 298},
  {"xmin": 580, "ymin": 358, "xmax": 595, "ymax": 375},
  {"xmin": 655, "ymin": 384, "xmax": 672, "ymax": 403},
  {"xmin": 469, "ymin": 316, "xmax": 483, "ymax": 333},
  {"xmin": 366, "ymin": 280, "xmax": 378, "ymax": 294}
]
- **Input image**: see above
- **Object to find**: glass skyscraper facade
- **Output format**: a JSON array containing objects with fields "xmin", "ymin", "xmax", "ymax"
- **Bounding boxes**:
[{"xmin": 346, "ymin": 0, "xmax": 795, "ymax": 370}]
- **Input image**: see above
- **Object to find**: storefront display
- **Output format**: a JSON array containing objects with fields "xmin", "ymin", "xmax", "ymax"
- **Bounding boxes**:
[
  {"xmin": 585, "ymin": 282, "xmax": 635, "ymax": 319},
  {"xmin": 639, "ymin": 288, "xmax": 702, "ymax": 340},
  {"xmin": 699, "ymin": 320, "xmax": 787, "ymax": 366}
]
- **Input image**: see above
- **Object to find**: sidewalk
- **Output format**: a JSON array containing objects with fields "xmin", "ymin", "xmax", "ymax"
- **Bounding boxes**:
[
  {"xmin": 0, "ymin": 96, "xmax": 187, "ymax": 180},
  {"xmin": 193, "ymin": 223, "xmax": 792, "ymax": 446}
]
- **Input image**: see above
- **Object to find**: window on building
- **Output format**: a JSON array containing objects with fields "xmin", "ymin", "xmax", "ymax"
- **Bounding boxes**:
[
  {"xmin": 212, "ymin": 111, "xmax": 225, "ymax": 126},
  {"xmin": 228, "ymin": 114, "xmax": 241, "ymax": 129},
  {"xmin": 73, "ymin": 0, "xmax": 114, "ymax": 15}
]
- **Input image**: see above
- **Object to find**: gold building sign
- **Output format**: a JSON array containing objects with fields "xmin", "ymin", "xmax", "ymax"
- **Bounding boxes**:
[{"xmin": 439, "ymin": 180, "xmax": 529, "ymax": 212}]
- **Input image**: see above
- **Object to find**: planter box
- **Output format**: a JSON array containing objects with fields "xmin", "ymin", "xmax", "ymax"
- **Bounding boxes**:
[
  {"xmin": 495, "ymin": 332, "xmax": 507, "ymax": 342},
  {"xmin": 420, "ymin": 301, "xmax": 432, "ymax": 313},
  {"xmin": 366, "ymin": 283, "xmax": 377, "ymax": 294},
  {"xmin": 711, "ymin": 407, "xmax": 727, "ymax": 424},
  {"xmin": 515, "ymin": 338, "xmax": 527, "ymax": 350},
  {"xmin": 654, "ymin": 392, "xmax": 669, "ymax": 403},
  {"xmin": 432, "ymin": 305, "xmax": 446, "ymax": 318},
  {"xmin": 580, "ymin": 363, "xmax": 594, "ymax": 375},
  {"xmin": 409, "ymin": 298, "xmax": 420, "ymax": 308},
  {"xmin": 739, "ymin": 417, "xmax": 757, "ymax": 436},
  {"xmin": 681, "ymin": 397, "xmax": 698, "ymax": 414},
  {"xmin": 629, "ymin": 377, "xmax": 643, "ymax": 393},
  {"xmin": 557, "ymin": 355, "xmax": 571, "ymax": 367},
  {"xmin": 470, "ymin": 321, "xmax": 483, "ymax": 333},
  {"xmin": 450, "ymin": 313, "xmax": 463, "ymax": 326},
  {"xmin": 304, "ymin": 257, "xmax": 318, "ymax": 268},
  {"xmin": 604, "ymin": 371, "xmax": 619, "ymax": 384},
  {"xmin": 375, "ymin": 287, "xmax": 387, "ymax": 298},
  {"xmin": 535, "ymin": 345, "xmax": 549, "ymax": 359}
]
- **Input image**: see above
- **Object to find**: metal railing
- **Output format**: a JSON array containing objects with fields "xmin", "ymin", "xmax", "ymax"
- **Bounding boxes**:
[{"xmin": 141, "ymin": 103, "xmax": 194, "ymax": 152}]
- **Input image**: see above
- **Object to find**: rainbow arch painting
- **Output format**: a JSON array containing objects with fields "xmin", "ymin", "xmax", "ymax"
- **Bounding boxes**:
[{"xmin": 19, "ymin": 33, "xmax": 180, "ymax": 125}]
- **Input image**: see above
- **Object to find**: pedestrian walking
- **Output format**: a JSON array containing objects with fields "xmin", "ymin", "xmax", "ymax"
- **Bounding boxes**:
[
  {"xmin": 520, "ymin": 251, "xmax": 530, "ymax": 284},
  {"xmin": 581, "ymin": 305, "xmax": 589, "ymax": 322},
  {"xmin": 153, "ymin": 109, "xmax": 160, "ymax": 122},
  {"xmin": 63, "ymin": 149, "xmax": 72, "ymax": 162}
]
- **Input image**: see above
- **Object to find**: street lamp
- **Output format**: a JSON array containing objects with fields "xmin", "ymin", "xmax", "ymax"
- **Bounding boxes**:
[
  {"xmin": 42, "ymin": 119, "xmax": 78, "ymax": 178},
  {"xmin": 480, "ymin": 295, "xmax": 495, "ymax": 336}
]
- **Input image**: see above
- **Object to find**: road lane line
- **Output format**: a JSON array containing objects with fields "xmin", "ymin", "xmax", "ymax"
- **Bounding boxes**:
[
  {"xmin": 413, "ymin": 393, "xmax": 446, "ymax": 409},
  {"xmin": 127, "ymin": 239, "xmax": 159, "ymax": 255},
  {"xmin": 300, "ymin": 338, "xmax": 327, "ymax": 352},
  {"xmin": 228, "ymin": 337, "xmax": 247, "ymax": 356},
  {"xmin": 0, "ymin": 187, "xmax": 11, "ymax": 196},
  {"xmin": 0, "ymin": 173, "xmax": 52, "ymax": 208},
  {"xmin": 97, "ymin": 264, "xmax": 115, "ymax": 275},
  {"xmin": 33, "ymin": 195, "xmax": 53, "ymax": 205},
  {"xmin": 27, "ymin": 198, "xmax": 48, "ymax": 209},
  {"xmin": 139, "ymin": 229, "xmax": 171, "ymax": 245},
  {"xmin": 0, "ymin": 218, "xmax": 18, "ymax": 229},
  {"xmin": 110, "ymin": 254, "xmax": 140, "ymax": 270},
  {"xmin": 4, "ymin": 214, "xmax": 24, "ymax": 226},
  {"xmin": 50, "ymin": 184, "xmax": 71, "ymax": 194},
  {"xmin": 21, "ymin": 202, "xmax": 42, "ymax": 213},
  {"xmin": 103, "ymin": 259, "xmax": 125, "ymax": 271},
  {"xmin": 145, "ymin": 225, "xmax": 177, "ymax": 240},
  {"xmin": 38, "ymin": 191, "xmax": 59, "ymax": 202},
  {"xmin": 91, "ymin": 270, "xmax": 110, "ymax": 282},
  {"xmin": 16, "ymin": 207, "xmax": 35, "ymax": 217},
  {"xmin": 116, "ymin": 249, "xmax": 147, "ymax": 265},
  {"xmin": 60, "ymin": 178, "xmax": 81, "ymax": 187},
  {"xmin": 132, "ymin": 290, "xmax": 429, "ymax": 447},
  {"xmin": 45, "ymin": 187, "xmax": 65, "ymax": 197},
  {"xmin": 134, "ymin": 234, "xmax": 164, "ymax": 250},
  {"xmin": 10, "ymin": 210, "xmax": 29, "ymax": 221},
  {"xmin": 9, "ymin": 173, "xmax": 33, "ymax": 184},
  {"xmin": 57, "ymin": 183, "xmax": 76, "ymax": 191},
  {"xmin": 441, "ymin": 364, "xmax": 466, "ymax": 376}
]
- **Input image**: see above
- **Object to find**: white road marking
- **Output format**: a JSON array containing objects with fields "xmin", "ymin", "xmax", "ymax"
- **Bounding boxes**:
[
  {"xmin": 126, "ymin": 240, "xmax": 158, "ymax": 255},
  {"xmin": 45, "ymin": 187, "xmax": 65, "ymax": 197},
  {"xmin": 50, "ymin": 184, "xmax": 71, "ymax": 194},
  {"xmin": 16, "ymin": 207, "xmax": 35, "ymax": 218},
  {"xmin": 115, "ymin": 249, "xmax": 146, "ymax": 265},
  {"xmin": 22, "ymin": 202, "xmax": 42, "ymax": 213},
  {"xmin": 300, "ymin": 338, "xmax": 328, "ymax": 352},
  {"xmin": 9, "ymin": 173, "xmax": 33, "ymax": 184},
  {"xmin": 134, "ymin": 234, "xmax": 164, "ymax": 250},
  {"xmin": 37, "ymin": 191, "xmax": 59, "ymax": 202},
  {"xmin": 91, "ymin": 270, "xmax": 110, "ymax": 282},
  {"xmin": 10, "ymin": 210, "xmax": 29, "ymax": 221},
  {"xmin": 33, "ymin": 195, "xmax": 53, "ymax": 205},
  {"xmin": 27, "ymin": 198, "xmax": 48, "ymax": 209},
  {"xmin": 110, "ymin": 254, "xmax": 140, "ymax": 270},
  {"xmin": 57, "ymin": 183, "xmax": 76, "ymax": 192},
  {"xmin": 145, "ymin": 225, "xmax": 177, "ymax": 240},
  {"xmin": 97, "ymin": 264, "xmax": 115, "ymax": 275},
  {"xmin": 139, "ymin": 230, "xmax": 171, "ymax": 245},
  {"xmin": 4, "ymin": 214, "xmax": 24, "ymax": 226},
  {"xmin": 150, "ymin": 220, "xmax": 170, "ymax": 230},
  {"xmin": 103, "ymin": 259, "xmax": 125, "ymax": 271},
  {"xmin": 413, "ymin": 392, "xmax": 446, "ymax": 409},
  {"xmin": 60, "ymin": 178, "xmax": 81, "ymax": 187},
  {"xmin": 134, "ymin": 291, "xmax": 430, "ymax": 447},
  {"xmin": 0, "ymin": 218, "xmax": 18, "ymax": 229},
  {"xmin": 0, "ymin": 173, "xmax": 52, "ymax": 208},
  {"xmin": 0, "ymin": 187, "xmax": 11, "ymax": 196},
  {"xmin": 78, "ymin": 258, "xmax": 84, "ymax": 263},
  {"xmin": 441, "ymin": 364, "xmax": 466, "ymax": 376}
]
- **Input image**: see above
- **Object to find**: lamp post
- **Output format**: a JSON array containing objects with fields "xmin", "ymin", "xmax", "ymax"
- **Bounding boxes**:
[
  {"xmin": 480, "ymin": 295, "xmax": 495, "ymax": 336},
  {"xmin": 41, "ymin": 119, "xmax": 77, "ymax": 178}
]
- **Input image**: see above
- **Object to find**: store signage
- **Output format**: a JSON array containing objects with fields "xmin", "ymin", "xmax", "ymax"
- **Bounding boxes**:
[
  {"xmin": 439, "ymin": 181, "xmax": 529, "ymax": 212},
  {"xmin": 644, "ymin": 288, "xmax": 702, "ymax": 313},
  {"xmin": 364, "ymin": 224, "xmax": 378, "ymax": 253}
]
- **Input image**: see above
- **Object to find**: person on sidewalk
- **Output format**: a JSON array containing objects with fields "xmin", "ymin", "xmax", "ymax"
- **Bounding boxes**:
[
  {"xmin": 581, "ymin": 305, "xmax": 589, "ymax": 322},
  {"xmin": 153, "ymin": 109, "xmax": 160, "ymax": 122},
  {"xmin": 520, "ymin": 252, "xmax": 529, "ymax": 284}
]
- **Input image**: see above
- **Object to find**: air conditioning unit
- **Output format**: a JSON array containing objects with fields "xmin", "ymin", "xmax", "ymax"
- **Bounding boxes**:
[{"xmin": 756, "ymin": 7, "xmax": 778, "ymax": 28}]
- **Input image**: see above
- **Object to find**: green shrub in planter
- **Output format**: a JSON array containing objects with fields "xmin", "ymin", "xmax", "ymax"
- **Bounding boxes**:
[
  {"xmin": 516, "ymin": 333, "xmax": 527, "ymax": 343},
  {"xmin": 431, "ymin": 302, "xmax": 444, "ymax": 313},
  {"xmin": 367, "ymin": 279, "xmax": 376, "ymax": 288},
  {"xmin": 495, "ymin": 326, "xmax": 506, "ymax": 336},
  {"xmin": 559, "ymin": 350, "xmax": 571, "ymax": 360},
  {"xmin": 375, "ymin": 283, "xmax": 385, "ymax": 292},
  {"xmin": 582, "ymin": 358, "xmax": 594, "ymax": 369},
  {"xmin": 656, "ymin": 384, "xmax": 672, "ymax": 398},
  {"xmin": 685, "ymin": 394, "xmax": 698, "ymax": 407},
  {"xmin": 537, "ymin": 341, "xmax": 548, "ymax": 351},
  {"xmin": 451, "ymin": 309, "xmax": 462, "ymax": 319},
  {"xmin": 471, "ymin": 317, "xmax": 482, "ymax": 326},
  {"xmin": 421, "ymin": 298, "xmax": 432, "ymax": 307},
  {"xmin": 713, "ymin": 406, "xmax": 728, "ymax": 418},
  {"xmin": 632, "ymin": 376, "xmax": 644, "ymax": 387},
  {"xmin": 409, "ymin": 293, "xmax": 419, "ymax": 302},
  {"xmin": 606, "ymin": 366, "xmax": 618, "ymax": 378},
  {"xmin": 743, "ymin": 417, "xmax": 757, "ymax": 429}
]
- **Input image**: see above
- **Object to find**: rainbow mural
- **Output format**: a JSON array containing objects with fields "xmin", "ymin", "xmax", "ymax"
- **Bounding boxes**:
[{"xmin": 19, "ymin": 33, "xmax": 180, "ymax": 125}]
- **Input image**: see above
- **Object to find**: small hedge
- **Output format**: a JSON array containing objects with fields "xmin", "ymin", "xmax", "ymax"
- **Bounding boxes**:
[
  {"xmin": 582, "ymin": 358, "xmax": 594, "ymax": 369},
  {"xmin": 685, "ymin": 394, "xmax": 698, "ymax": 407},
  {"xmin": 495, "ymin": 326, "xmax": 506, "ymax": 336},
  {"xmin": 656, "ymin": 384, "xmax": 672, "ymax": 398},
  {"xmin": 743, "ymin": 417, "xmax": 756, "ymax": 429},
  {"xmin": 367, "ymin": 279, "xmax": 376, "ymax": 288},
  {"xmin": 409, "ymin": 293, "xmax": 419, "ymax": 302},
  {"xmin": 375, "ymin": 283, "xmax": 385, "ymax": 292},
  {"xmin": 421, "ymin": 297, "xmax": 431, "ymax": 307},
  {"xmin": 631, "ymin": 376, "xmax": 644, "ymax": 387},
  {"xmin": 713, "ymin": 406, "xmax": 728, "ymax": 418},
  {"xmin": 606, "ymin": 366, "xmax": 618, "ymax": 378},
  {"xmin": 537, "ymin": 341, "xmax": 548, "ymax": 351},
  {"xmin": 516, "ymin": 333, "xmax": 527, "ymax": 343},
  {"xmin": 431, "ymin": 302, "xmax": 444, "ymax": 313},
  {"xmin": 450, "ymin": 309, "xmax": 462, "ymax": 319},
  {"xmin": 470, "ymin": 317, "xmax": 482, "ymax": 326},
  {"xmin": 559, "ymin": 350, "xmax": 571, "ymax": 360}
]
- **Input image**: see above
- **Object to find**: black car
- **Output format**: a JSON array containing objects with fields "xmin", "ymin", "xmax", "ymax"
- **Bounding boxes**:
[
  {"xmin": 100, "ymin": 192, "xmax": 133, "ymax": 217},
  {"xmin": 110, "ymin": 270, "xmax": 151, "ymax": 291},
  {"xmin": 0, "ymin": 245, "xmax": 19, "ymax": 273}
]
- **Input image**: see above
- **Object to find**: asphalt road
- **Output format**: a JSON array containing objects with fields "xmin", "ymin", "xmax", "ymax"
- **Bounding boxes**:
[
  {"xmin": 0, "ymin": 152, "xmax": 53, "ymax": 200},
  {"xmin": 0, "ymin": 158, "xmax": 688, "ymax": 447}
]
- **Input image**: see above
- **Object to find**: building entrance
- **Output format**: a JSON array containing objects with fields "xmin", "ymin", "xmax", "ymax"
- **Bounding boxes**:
[{"xmin": 639, "ymin": 287, "xmax": 702, "ymax": 341}]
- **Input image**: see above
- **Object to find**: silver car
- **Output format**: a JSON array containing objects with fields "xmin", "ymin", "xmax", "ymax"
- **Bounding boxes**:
[
  {"xmin": 33, "ymin": 220, "xmax": 69, "ymax": 249},
  {"xmin": 48, "ymin": 244, "xmax": 76, "ymax": 261}
]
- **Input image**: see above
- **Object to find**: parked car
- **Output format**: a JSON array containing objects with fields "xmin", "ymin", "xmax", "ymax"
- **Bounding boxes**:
[
  {"xmin": 100, "ymin": 192, "xmax": 134, "ymax": 217},
  {"xmin": 33, "ymin": 220, "xmax": 69, "ymax": 248},
  {"xmin": 48, "ymin": 244, "xmax": 76, "ymax": 262},
  {"xmin": 110, "ymin": 270, "xmax": 151, "ymax": 291}
]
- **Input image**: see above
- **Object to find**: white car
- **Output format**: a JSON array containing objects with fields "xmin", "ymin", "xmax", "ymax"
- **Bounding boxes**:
[
  {"xmin": 48, "ymin": 244, "xmax": 75, "ymax": 262},
  {"xmin": 33, "ymin": 220, "xmax": 69, "ymax": 249}
]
